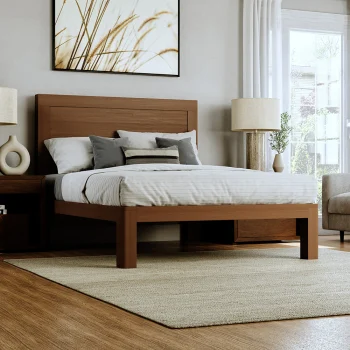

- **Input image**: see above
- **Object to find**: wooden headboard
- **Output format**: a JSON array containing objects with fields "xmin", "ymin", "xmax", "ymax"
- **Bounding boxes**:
[{"xmin": 35, "ymin": 94, "xmax": 198, "ymax": 174}]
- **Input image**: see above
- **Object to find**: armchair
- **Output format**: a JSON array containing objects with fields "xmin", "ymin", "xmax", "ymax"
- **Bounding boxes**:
[{"xmin": 322, "ymin": 174, "xmax": 350, "ymax": 242}]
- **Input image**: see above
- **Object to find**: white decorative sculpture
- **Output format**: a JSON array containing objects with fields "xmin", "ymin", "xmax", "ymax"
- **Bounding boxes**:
[
  {"xmin": 0, "ymin": 87, "xmax": 31, "ymax": 175},
  {"xmin": 0, "ymin": 135, "xmax": 30, "ymax": 175}
]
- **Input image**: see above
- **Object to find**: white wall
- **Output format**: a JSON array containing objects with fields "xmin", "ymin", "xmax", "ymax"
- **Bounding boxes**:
[
  {"xmin": 0, "ymin": 0, "xmax": 242, "ymax": 169},
  {"xmin": 0, "ymin": 0, "xmax": 343, "ymax": 170},
  {"xmin": 282, "ymin": 0, "xmax": 349, "ymax": 14}
]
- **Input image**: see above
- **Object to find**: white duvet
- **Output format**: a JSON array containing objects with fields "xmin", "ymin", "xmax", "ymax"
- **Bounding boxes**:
[{"xmin": 61, "ymin": 164, "xmax": 317, "ymax": 207}]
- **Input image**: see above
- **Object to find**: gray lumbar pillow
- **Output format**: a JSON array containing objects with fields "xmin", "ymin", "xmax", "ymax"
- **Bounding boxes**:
[
  {"xmin": 155, "ymin": 137, "xmax": 200, "ymax": 165},
  {"xmin": 89, "ymin": 136, "xmax": 130, "ymax": 169}
]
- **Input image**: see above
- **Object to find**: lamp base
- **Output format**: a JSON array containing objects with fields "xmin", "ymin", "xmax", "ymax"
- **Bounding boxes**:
[{"xmin": 246, "ymin": 132, "xmax": 265, "ymax": 171}]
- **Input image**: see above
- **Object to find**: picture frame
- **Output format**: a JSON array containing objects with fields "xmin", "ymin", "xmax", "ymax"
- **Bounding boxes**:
[{"xmin": 53, "ymin": 0, "xmax": 180, "ymax": 77}]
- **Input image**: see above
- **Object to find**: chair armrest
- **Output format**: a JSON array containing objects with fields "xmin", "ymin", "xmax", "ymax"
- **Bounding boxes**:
[{"xmin": 322, "ymin": 174, "xmax": 350, "ymax": 229}]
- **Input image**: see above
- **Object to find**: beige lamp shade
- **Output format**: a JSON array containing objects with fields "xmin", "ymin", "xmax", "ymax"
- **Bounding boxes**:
[
  {"xmin": 0, "ymin": 87, "xmax": 17, "ymax": 125},
  {"xmin": 231, "ymin": 98, "xmax": 281, "ymax": 132}
]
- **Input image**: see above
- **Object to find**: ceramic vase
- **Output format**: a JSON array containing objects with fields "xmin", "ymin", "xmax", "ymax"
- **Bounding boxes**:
[
  {"xmin": 273, "ymin": 153, "xmax": 284, "ymax": 173},
  {"xmin": 0, "ymin": 135, "xmax": 30, "ymax": 175}
]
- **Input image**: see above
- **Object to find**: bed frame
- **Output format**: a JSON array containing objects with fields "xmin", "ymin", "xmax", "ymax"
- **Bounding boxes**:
[{"xmin": 35, "ymin": 94, "xmax": 318, "ymax": 268}]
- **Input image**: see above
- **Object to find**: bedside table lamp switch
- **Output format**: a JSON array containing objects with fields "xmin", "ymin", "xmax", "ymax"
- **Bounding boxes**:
[{"xmin": 0, "ymin": 87, "xmax": 30, "ymax": 175}]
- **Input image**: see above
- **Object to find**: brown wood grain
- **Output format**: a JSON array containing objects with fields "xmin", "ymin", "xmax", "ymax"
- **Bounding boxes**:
[
  {"xmin": 0, "ymin": 176, "xmax": 44, "ymax": 194},
  {"xmin": 50, "ymin": 108, "xmax": 188, "ymax": 136},
  {"xmin": 55, "ymin": 201, "xmax": 120, "ymax": 222},
  {"xmin": 299, "ymin": 206, "xmax": 319, "ymax": 259},
  {"xmin": 39, "ymin": 178, "xmax": 47, "ymax": 250},
  {"xmin": 0, "ymin": 176, "xmax": 46, "ymax": 251},
  {"xmin": 117, "ymin": 208, "xmax": 138, "ymax": 268},
  {"xmin": 135, "ymin": 204, "xmax": 315, "ymax": 223},
  {"xmin": 35, "ymin": 94, "xmax": 198, "ymax": 174},
  {"xmin": 54, "ymin": 201, "xmax": 318, "ymax": 267},
  {"xmin": 55, "ymin": 202, "xmax": 317, "ymax": 223},
  {"xmin": 235, "ymin": 219, "xmax": 297, "ymax": 242}
]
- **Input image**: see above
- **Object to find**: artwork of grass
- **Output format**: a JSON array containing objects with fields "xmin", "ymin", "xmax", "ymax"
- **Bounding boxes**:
[{"xmin": 54, "ymin": 0, "xmax": 179, "ymax": 76}]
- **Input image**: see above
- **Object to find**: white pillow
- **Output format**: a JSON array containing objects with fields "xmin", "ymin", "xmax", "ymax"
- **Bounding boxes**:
[
  {"xmin": 44, "ymin": 137, "xmax": 93, "ymax": 174},
  {"xmin": 117, "ymin": 130, "xmax": 201, "ymax": 164}
]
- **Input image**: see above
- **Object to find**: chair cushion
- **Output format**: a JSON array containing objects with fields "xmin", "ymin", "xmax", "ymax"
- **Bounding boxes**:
[{"xmin": 328, "ymin": 193, "xmax": 350, "ymax": 214}]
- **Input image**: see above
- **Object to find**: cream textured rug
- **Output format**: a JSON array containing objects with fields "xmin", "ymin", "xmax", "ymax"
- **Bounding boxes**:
[{"xmin": 6, "ymin": 248, "xmax": 350, "ymax": 328}]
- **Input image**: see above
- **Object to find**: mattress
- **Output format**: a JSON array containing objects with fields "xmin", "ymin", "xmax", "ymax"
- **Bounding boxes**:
[
  {"xmin": 54, "ymin": 164, "xmax": 318, "ymax": 207},
  {"xmin": 45, "ymin": 174, "xmax": 65, "ymax": 200}
]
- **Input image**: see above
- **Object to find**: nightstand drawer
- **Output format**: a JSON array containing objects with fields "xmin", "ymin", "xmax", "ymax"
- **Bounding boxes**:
[{"xmin": 0, "ymin": 180, "xmax": 42, "ymax": 194}]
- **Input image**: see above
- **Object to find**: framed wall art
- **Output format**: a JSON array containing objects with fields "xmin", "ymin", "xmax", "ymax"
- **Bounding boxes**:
[{"xmin": 53, "ymin": 0, "xmax": 180, "ymax": 76}]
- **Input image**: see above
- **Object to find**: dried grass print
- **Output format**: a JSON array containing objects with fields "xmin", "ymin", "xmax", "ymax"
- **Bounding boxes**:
[{"xmin": 55, "ymin": 0, "xmax": 179, "ymax": 74}]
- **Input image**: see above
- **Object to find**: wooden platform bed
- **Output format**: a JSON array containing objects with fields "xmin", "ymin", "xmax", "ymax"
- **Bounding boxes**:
[{"xmin": 36, "ymin": 94, "xmax": 318, "ymax": 268}]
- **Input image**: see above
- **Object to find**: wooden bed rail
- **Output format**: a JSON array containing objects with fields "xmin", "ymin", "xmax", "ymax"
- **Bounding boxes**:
[{"xmin": 55, "ymin": 201, "xmax": 319, "ymax": 269}]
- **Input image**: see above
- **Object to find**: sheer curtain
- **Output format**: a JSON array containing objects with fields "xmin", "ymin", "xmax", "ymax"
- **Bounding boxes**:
[{"xmin": 242, "ymin": 0, "xmax": 283, "ymax": 171}]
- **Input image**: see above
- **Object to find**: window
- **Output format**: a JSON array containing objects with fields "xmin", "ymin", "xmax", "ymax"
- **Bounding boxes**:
[{"xmin": 282, "ymin": 10, "xmax": 348, "ymax": 212}]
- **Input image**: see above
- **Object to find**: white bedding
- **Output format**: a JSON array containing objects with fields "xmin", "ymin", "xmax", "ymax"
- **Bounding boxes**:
[{"xmin": 60, "ymin": 164, "xmax": 317, "ymax": 207}]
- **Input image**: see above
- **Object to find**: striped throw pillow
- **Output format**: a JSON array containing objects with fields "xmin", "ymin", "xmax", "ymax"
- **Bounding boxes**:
[{"xmin": 122, "ymin": 146, "xmax": 180, "ymax": 165}]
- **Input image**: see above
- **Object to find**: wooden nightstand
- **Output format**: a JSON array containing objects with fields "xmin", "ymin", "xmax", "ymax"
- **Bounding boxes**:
[{"xmin": 0, "ymin": 176, "xmax": 46, "ymax": 251}]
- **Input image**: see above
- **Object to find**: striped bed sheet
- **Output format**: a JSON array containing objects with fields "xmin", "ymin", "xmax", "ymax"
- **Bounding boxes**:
[{"xmin": 56, "ymin": 164, "xmax": 318, "ymax": 207}]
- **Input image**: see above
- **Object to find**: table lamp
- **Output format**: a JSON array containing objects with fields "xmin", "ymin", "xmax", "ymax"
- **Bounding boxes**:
[
  {"xmin": 0, "ymin": 87, "xmax": 30, "ymax": 175},
  {"xmin": 231, "ymin": 98, "xmax": 281, "ymax": 171}
]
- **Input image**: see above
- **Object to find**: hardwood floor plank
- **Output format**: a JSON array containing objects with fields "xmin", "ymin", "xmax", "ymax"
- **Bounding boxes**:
[
  {"xmin": 0, "ymin": 236, "xmax": 349, "ymax": 350},
  {"xmin": 0, "ymin": 262, "xmax": 214, "ymax": 350},
  {"xmin": 0, "ymin": 325, "xmax": 31, "ymax": 350}
]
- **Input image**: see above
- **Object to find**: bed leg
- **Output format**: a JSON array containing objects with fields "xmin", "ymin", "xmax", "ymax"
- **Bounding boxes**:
[
  {"xmin": 180, "ymin": 222, "xmax": 189, "ymax": 250},
  {"xmin": 298, "ymin": 207, "xmax": 318, "ymax": 260},
  {"xmin": 116, "ymin": 208, "xmax": 137, "ymax": 268}
]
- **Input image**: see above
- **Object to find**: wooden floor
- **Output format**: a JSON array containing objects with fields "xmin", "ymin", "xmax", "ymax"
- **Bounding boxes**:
[{"xmin": 1, "ymin": 236, "xmax": 349, "ymax": 350}]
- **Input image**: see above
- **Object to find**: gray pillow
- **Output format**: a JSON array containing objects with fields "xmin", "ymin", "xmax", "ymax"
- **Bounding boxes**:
[
  {"xmin": 89, "ymin": 136, "xmax": 129, "ymax": 169},
  {"xmin": 155, "ymin": 137, "xmax": 200, "ymax": 165}
]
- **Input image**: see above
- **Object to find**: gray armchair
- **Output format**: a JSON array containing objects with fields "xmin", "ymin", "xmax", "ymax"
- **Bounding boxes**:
[{"xmin": 322, "ymin": 174, "xmax": 350, "ymax": 242}]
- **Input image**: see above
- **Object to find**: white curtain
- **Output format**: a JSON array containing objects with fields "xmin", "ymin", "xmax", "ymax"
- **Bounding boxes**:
[{"xmin": 242, "ymin": 0, "xmax": 283, "ymax": 171}]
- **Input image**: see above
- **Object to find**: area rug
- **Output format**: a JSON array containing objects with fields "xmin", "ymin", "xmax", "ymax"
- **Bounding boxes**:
[{"xmin": 5, "ymin": 248, "xmax": 350, "ymax": 328}]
